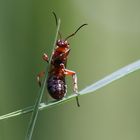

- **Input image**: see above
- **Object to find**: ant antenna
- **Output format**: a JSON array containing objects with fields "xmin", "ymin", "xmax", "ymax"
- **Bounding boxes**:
[
  {"xmin": 52, "ymin": 12, "xmax": 62, "ymax": 39},
  {"xmin": 65, "ymin": 23, "xmax": 88, "ymax": 41}
]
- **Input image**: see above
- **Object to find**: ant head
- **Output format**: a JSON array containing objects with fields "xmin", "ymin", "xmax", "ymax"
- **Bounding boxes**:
[
  {"xmin": 52, "ymin": 12, "xmax": 87, "ymax": 48},
  {"xmin": 56, "ymin": 40, "xmax": 69, "ymax": 48}
]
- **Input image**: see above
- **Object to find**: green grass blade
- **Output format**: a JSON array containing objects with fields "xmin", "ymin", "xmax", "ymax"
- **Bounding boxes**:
[
  {"xmin": 25, "ymin": 19, "xmax": 61, "ymax": 140},
  {"xmin": 80, "ymin": 59, "xmax": 140, "ymax": 95},
  {"xmin": 0, "ymin": 59, "xmax": 140, "ymax": 121}
]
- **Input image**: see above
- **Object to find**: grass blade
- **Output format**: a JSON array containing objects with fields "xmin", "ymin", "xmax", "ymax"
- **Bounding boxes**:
[
  {"xmin": 25, "ymin": 19, "xmax": 61, "ymax": 140},
  {"xmin": 80, "ymin": 59, "xmax": 140, "ymax": 94},
  {"xmin": 0, "ymin": 60, "xmax": 140, "ymax": 121}
]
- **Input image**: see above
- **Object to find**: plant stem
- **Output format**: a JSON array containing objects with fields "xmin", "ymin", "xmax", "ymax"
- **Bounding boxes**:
[
  {"xmin": 1, "ymin": 60, "xmax": 140, "ymax": 121},
  {"xmin": 25, "ymin": 19, "xmax": 61, "ymax": 140}
]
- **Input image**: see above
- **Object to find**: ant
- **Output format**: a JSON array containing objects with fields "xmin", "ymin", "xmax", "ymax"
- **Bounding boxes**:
[{"xmin": 37, "ymin": 12, "xmax": 87, "ymax": 107}]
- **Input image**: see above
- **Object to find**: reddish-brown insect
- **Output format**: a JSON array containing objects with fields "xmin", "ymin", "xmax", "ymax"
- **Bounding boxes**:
[{"xmin": 37, "ymin": 12, "xmax": 87, "ymax": 106}]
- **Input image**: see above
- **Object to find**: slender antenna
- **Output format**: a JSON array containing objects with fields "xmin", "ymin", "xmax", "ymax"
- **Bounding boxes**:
[
  {"xmin": 65, "ymin": 23, "xmax": 88, "ymax": 41},
  {"xmin": 52, "ymin": 12, "xmax": 62, "ymax": 39}
]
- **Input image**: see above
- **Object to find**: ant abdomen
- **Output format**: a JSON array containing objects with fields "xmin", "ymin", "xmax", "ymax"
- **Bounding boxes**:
[{"xmin": 47, "ymin": 76, "xmax": 67, "ymax": 99}]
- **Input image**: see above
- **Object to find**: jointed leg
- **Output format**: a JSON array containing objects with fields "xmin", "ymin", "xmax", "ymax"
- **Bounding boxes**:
[
  {"xmin": 64, "ymin": 69, "xmax": 78, "ymax": 93},
  {"xmin": 65, "ymin": 69, "xmax": 80, "ymax": 107},
  {"xmin": 60, "ymin": 64, "xmax": 80, "ymax": 107},
  {"xmin": 37, "ymin": 71, "xmax": 45, "ymax": 87},
  {"xmin": 37, "ymin": 53, "xmax": 49, "ymax": 87},
  {"xmin": 43, "ymin": 53, "xmax": 49, "ymax": 62},
  {"xmin": 53, "ymin": 49, "xmax": 70, "ymax": 62}
]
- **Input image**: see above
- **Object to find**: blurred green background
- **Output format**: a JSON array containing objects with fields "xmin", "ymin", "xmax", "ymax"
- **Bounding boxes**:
[{"xmin": 0, "ymin": 0, "xmax": 140, "ymax": 140}]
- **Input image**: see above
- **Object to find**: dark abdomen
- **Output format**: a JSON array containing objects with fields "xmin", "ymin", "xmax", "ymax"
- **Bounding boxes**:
[{"xmin": 47, "ymin": 76, "xmax": 67, "ymax": 99}]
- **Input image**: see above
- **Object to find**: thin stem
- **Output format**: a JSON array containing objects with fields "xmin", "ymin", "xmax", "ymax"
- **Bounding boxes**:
[
  {"xmin": 0, "ymin": 59, "xmax": 140, "ymax": 121},
  {"xmin": 25, "ymin": 19, "xmax": 61, "ymax": 140}
]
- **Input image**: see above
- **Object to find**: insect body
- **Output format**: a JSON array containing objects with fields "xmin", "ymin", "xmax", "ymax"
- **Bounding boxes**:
[
  {"xmin": 37, "ymin": 12, "xmax": 87, "ymax": 107},
  {"xmin": 47, "ymin": 40, "xmax": 70, "ymax": 99}
]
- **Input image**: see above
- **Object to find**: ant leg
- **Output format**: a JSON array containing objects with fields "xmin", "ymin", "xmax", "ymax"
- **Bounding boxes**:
[
  {"xmin": 37, "ymin": 53, "xmax": 49, "ymax": 87},
  {"xmin": 53, "ymin": 49, "xmax": 70, "ymax": 61},
  {"xmin": 60, "ymin": 64, "xmax": 80, "ymax": 107},
  {"xmin": 64, "ymin": 69, "xmax": 78, "ymax": 92},
  {"xmin": 43, "ymin": 53, "xmax": 49, "ymax": 62},
  {"xmin": 37, "ymin": 71, "xmax": 45, "ymax": 87},
  {"xmin": 60, "ymin": 49, "xmax": 71, "ymax": 58}
]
